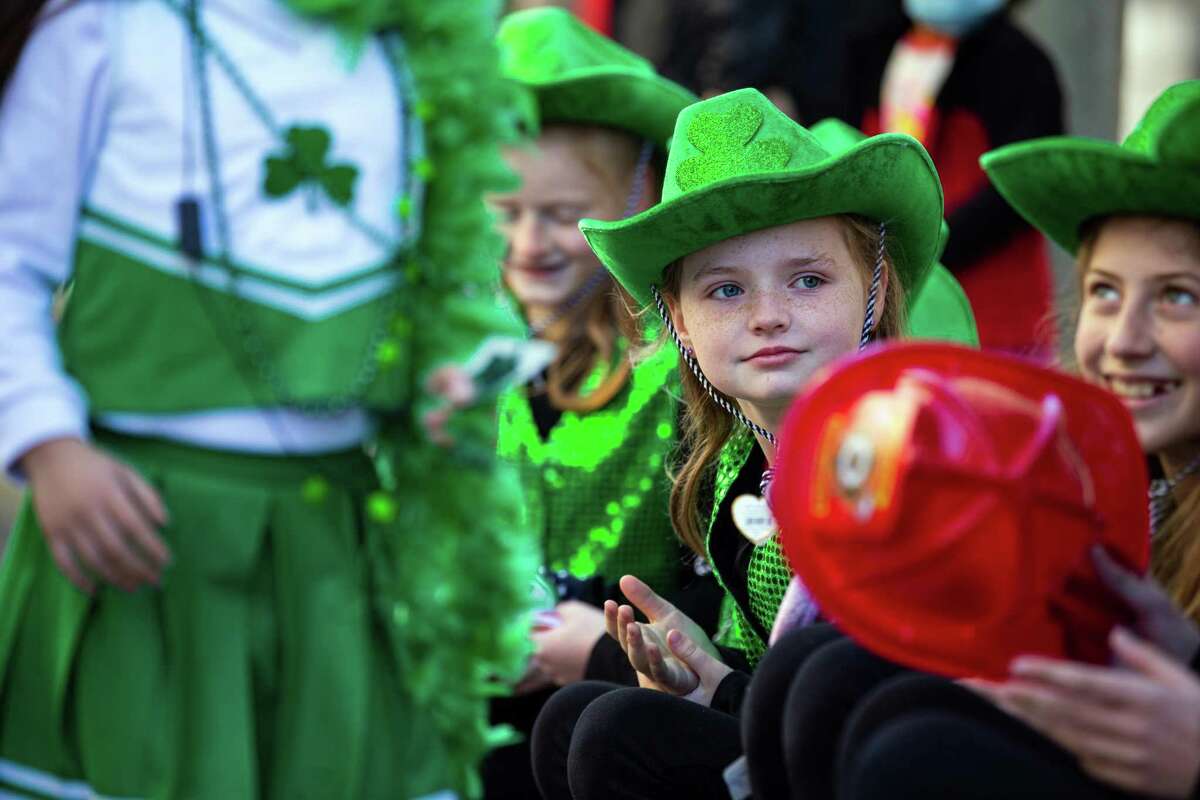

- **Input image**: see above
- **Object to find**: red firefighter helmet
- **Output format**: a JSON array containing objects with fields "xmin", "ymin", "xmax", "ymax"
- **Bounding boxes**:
[{"xmin": 773, "ymin": 343, "xmax": 1149, "ymax": 679}]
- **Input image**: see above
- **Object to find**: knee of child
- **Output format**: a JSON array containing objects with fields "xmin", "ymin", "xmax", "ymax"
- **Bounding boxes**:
[
  {"xmin": 839, "ymin": 712, "xmax": 961, "ymax": 800},
  {"xmin": 535, "ymin": 681, "xmax": 616, "ymax": 750},
  {"xmin": 565, "ymin": 688, "xmax": 657, "ymax": 791}
]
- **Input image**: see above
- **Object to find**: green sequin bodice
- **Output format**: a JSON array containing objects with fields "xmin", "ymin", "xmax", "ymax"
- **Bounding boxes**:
[
  {"xmin": 498, "ymin": 344, "xmax": 682, "ymax": 593},
  {"xmin": 707, "ymin": 430, "xmax": 793, "ymax": 666}
]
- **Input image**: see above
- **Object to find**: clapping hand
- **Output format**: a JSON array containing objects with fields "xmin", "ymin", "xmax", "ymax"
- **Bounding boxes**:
[{"xmin": 604, "ymin": 575, "xmax": 732, "ymax": 706}]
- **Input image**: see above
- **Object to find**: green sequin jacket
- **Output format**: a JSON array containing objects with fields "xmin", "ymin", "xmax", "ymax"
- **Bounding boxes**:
[{"xmin": 498, "ymin": 343, "xmax": 685, "ymax": 594}]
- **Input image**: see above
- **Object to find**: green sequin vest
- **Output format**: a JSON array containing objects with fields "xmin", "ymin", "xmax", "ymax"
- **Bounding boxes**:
[
  {"xmin": 707, "ymin": 430, "xmax": 794, "ymax": 666},
  {"xmin": 498, "ymin": 344, "xmax": 682, "ymax": 593}
]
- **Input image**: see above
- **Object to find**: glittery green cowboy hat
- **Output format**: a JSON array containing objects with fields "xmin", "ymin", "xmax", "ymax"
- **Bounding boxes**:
[
  {"xmin": 810, "ymin": 118, "xmax": 978, "ymax": 347},
  {"xmin": 982, "ymin": 80, "xmax": 1200, "ymax": 255},
  {"xmin": 580, "ymin": 89, "xmax": 944, "ymax": 307},
  {"xmin": 497, "ymin": 7, "xmax": 697, "ymax": 150}
]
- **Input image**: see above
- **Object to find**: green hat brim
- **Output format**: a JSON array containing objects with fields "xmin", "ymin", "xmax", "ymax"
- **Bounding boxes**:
[
  {"xmin": 580, "ymin": 133, "xmax": 943, "ymax": 307},
  {"xmin": 528, "ymin": 68, "xmax": 698, "ymax": 150},
  {"xmin": 982, "ymin": 137, "xmax": 1200, "ymax": 255}
]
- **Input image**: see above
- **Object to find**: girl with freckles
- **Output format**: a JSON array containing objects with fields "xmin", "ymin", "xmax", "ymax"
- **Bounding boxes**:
[
  {"xmin": 744, "ymin": 80, "xmax": 1200, "ymax": 800},
  {"xmin": 527, "ymin": 86, "xmax": 977, "ymax": 800},
  {"xmin": 484, "ymin": 10, "xmax": 715, "ymax": 799}
]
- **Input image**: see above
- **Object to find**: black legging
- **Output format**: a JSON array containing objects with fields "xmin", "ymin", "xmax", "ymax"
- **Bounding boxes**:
[
  {"xmin": 838, "ymin": 673, "xmax": 1138, "ymax": 800},
  {"xmin": 740, "ymin": 622, "xmax": 845, "ymax": 799},
  {"xmin": 741, "ymin": 625, "xmax": 910, "ymax": 800},
  {"xmin": 530, "ymin": 681, "xmax": 742, "ymax": 800}
]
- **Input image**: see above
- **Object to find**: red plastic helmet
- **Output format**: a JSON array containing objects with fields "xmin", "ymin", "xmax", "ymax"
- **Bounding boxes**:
[{"xmin": 773, "ymin": 343, "xmax": 1149, "ymax": 680}]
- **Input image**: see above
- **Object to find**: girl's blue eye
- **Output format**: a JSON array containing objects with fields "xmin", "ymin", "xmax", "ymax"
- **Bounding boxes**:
[
  {"xmin": 1163, "ymin": 286, "xmax": 1198, "ymax": 307},
  {"xmin": 797, "ymin": 275, "xmax": 823, "ymax": 289},
  {"xmin": 712, "ymin": 283, "xmax": 743, "ymax": 299},
  {"xmin": 1087, "ymin": 282, "xmax": 1119, "ymax": 302}
]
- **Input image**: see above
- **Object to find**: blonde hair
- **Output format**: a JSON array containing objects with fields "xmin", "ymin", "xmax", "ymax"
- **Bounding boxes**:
[
  {"xmin": 662, "ymin": 214, "xmax": 908, "ymax": 556},
  {"xmin": 537, "ymin": 124, "xmax": 659, "ymax": 412},
  {"xmin": 1076, "ymin": 216, "xmax": 1200, "ymax": 621}
]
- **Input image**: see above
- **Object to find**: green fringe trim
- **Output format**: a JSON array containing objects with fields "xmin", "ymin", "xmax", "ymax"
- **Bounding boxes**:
[{"xmin": 378, "ymin": 4, "xmax": 536, "ymax": 798}]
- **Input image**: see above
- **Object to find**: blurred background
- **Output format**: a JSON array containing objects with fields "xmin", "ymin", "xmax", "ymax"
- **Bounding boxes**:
[
  {"xmin": 509, "ymin": 0, "xmax": 1198, "ymax": 142},
  {"xmin": 1, "ymin": 0, "xmax": 1196, "ymax": 539}
]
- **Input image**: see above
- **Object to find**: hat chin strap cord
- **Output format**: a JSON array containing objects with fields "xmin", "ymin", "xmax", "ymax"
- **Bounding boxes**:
[
  {"xmin": 651, "ymin": 222, "xmax": 887, "ymax": 451},
  {"xmin": 530, "ymin": 140, "xmax": 655, "ymax": 338}
]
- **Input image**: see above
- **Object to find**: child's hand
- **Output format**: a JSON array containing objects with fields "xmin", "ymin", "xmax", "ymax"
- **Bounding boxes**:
[
  {"xmin": 21, "ymin": 437, "xmax": 171, "ymax": 594},
  {"xmin": 512, "ymin": 656, "xmax": 554, "ymax": 696},
  {"xmin": 1092, "ymin": 545, "xmax": 1200, "ymax": 665},
  {"xmin": 991, "ymin": 628, "xmax": 1200, "ymax": 798},
  {"xmin": 530, "ymin": 600, "xmax": 607, "ymax": 686},
  {"xmin": 422, "ymin": 366, "xmax": 477, "ymax": 447},
  {"xmin": 604, "ymin": 575, "xmax": 731, "ymax": 705}
]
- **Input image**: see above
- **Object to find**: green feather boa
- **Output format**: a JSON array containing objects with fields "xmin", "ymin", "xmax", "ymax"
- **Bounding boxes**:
[{"xmin": 282, "ymin": 1, "xmax": 537, "ymax": 796}]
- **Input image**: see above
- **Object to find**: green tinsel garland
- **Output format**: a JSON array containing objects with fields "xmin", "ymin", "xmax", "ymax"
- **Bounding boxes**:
[
  {"xmin": 281, "ymin": 1, "xmax": 539, "ymax": 796},
  {"xmin": 383, "ymin": 6, "xmax": 536, "ymax": 799}
]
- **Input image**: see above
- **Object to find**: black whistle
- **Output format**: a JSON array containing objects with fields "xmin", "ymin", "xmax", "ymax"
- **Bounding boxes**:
[{"xmin": 176, "ymin": 195, "xmax": 204, "ymax": 261}]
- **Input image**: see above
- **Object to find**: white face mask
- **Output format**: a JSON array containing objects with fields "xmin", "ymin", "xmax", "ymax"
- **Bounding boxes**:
[{"xmin": 903, "ymin": 0, "xmax": 1005, "ymax": 36}]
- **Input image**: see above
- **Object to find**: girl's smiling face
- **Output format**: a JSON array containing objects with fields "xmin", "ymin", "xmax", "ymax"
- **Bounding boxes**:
[
  {"xmin": 667, "ymin": 217, "xmax": 876, "ymax": 432},
  {"xmin": 1074, "ymin": 216, "xmax": 1200, "ymax": 467},
  {"xmin": 492, "ymin": 126, "xmax": 639, "ymax": 323}
]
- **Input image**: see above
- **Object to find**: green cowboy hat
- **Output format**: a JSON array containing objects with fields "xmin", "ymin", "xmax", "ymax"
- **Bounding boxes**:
[
  {"xmin": 580, "ymin": 88, "xmax": 944, "ymax": 307},
  {"xmin": 810, "ymin": 118, "xmax": 979, "ymax": 347},
  {"xmin": 497, "ymin": 7, "xmax": 697, "ymax": 150},
  {"xmin": 982, "ymin": 80, "xmax": 1200, "ymax": 255}
]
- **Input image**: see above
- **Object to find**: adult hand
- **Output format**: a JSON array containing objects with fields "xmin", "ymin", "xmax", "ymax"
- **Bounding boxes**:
[
  {"xmin": 993, "ymin": 628, "xmax": 1200, "ymax": 798},
  {"xmin": 530, "ymin": 600, "xmax": 606, "ymax": 686},
  {"xmin": 422, "ymin": 365, "xmax": 477, "ymax": 447},
  {"xmin": 1092, "ymin": 545, "xmax": 1200, "ymax": 665},
  {"xmin": 21, "ymin": 437, "xmax": 171, "ymax": 594},
  {"xmin": 604, "ymin": 575, "xmax": 730, "ymax": 705}
]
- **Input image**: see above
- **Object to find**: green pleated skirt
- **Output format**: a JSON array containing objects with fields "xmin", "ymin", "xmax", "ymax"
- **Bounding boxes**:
[{"xmin": 0, "ymin": 431, "xmax": 451, "ymax": 799}]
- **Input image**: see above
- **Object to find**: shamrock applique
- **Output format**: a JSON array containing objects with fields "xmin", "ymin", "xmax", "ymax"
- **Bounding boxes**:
[
  {"xmin": 676, "ymin": 105, "xmax": 792, "ymax": 192},
  {"xmin": 263, "ymin": 125, "xmax": 359, "ymax": 208}
]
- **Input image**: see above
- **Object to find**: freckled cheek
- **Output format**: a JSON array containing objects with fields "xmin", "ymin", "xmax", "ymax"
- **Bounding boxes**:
[
  {"xmin": 678, "ymin": 303, "xmax": 740, "ymax": 366},
  {"xmin": 792, "ymin": 290, "xmax": 863, "ymax": 353}
]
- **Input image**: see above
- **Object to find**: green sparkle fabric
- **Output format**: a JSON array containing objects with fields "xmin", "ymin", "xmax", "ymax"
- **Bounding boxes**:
[
  {"xmin": 580, "ymin": 88, "xmax": 944, "ymax": 308},
  {"xmin": 498, "ymin": 343, "xmax": 683, "ymax": 593},
  {"xmin": 705, "ymin": 430, "xmax": 791, "ymax": 667},
  {"xmin": 983, "ymin": 79, "xmax": 1200, "ymax": 254},
  {"xmin": 676, "ymin": 104, "xmax": 794, "ymax": 193}
]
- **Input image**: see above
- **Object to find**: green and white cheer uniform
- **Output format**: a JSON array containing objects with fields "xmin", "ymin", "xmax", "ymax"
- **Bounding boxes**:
[{"xmin": 0, "ymin": 1, "xmax": 534, "ymax": 798}]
